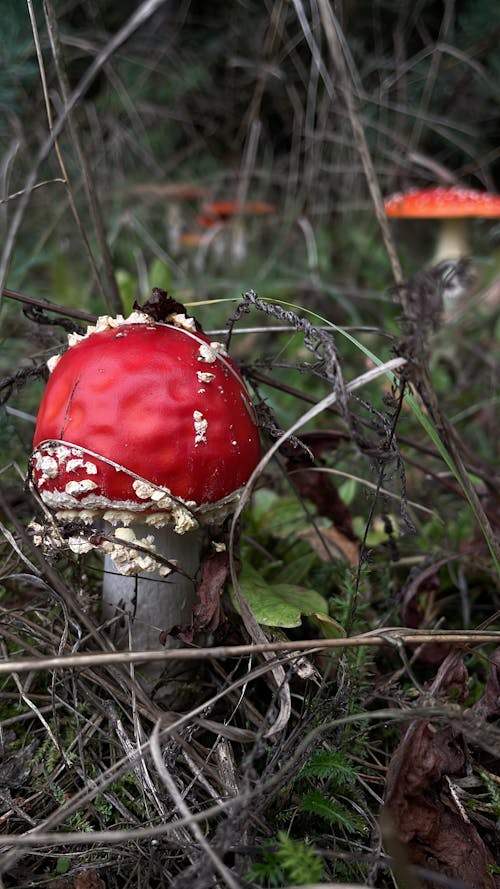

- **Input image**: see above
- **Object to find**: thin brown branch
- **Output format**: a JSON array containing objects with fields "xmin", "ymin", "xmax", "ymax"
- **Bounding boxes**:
[
  {"xmin": 27, "ymin": 0, "xmax": 114, "ymax": 313},
  {"xmin": 0, "ymin": 630, "xmax": 498, "ymax": 677},
  {"xmin": 2, "ymin": 286, "xmax": 97, "ymax": 323},
  {"xmin": 42, "ymin": 0, "xmax": 123, "ymax": 314},
  {"xmin": 0, "ymin": 0, "xmax": 168, "ymax": 307},
  {"xmin": 314, "ymin": 0, "xmax": 404, "ymax": 287}
]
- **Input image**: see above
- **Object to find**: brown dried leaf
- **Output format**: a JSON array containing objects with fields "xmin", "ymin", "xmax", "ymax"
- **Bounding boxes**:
[
  {"xmin": 468, "ymin": 647, "xmax": 500, "ymax": 723},
  {"xmin": 383, "ymin": 707, "xmax": 499, "ymax": 888},
  {"xmin": 299, "ymin": 525, "xmax": 360, "ymax": 566},
  {"xmin": 427, "ymin": 650, "xmax": 469, "ymax": 701},
  {"xmin": 48, "ymin": 869, "xmax": 106, "ymax": 889},
  {"xmin": 401, "ymin": 556, "xmax": 456, "ymax": 664},
  {"xmin": 285, "ymin": 459, "xmax": 356, "ymax": 541},
  {"xmin": 160, "ymin": 551, "xmax": 229, "ymax": 644},
  {"xmin": 134, "ymin": 287, "xmax": 200, "ymax": 329},
  {"xmin": 383, "ymin": 650, "xmax": 500, "ymax": 888},
  {"xmin": 385, "ymin": 721, "xmax": 465, "ymax": 815}
]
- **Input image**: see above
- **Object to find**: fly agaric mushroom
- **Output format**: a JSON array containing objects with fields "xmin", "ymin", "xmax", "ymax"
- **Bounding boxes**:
[
  {"xmin": 193, "ymin": 200, "xmax": 276, "ymax": 266},
  {"xmin": 131, "ymin": 182, "xmax": 212, "ymax": 256},
  {"xmin": 30, "ymin": 291, "xmax": 261, "ymax": 651},
  {"xmin": 195, "ymin": 200, "xmax": 276, "ymax": 227},
  {"xmin": 384, "ymin": 185, "xmax": 500, "ymax": 264}
]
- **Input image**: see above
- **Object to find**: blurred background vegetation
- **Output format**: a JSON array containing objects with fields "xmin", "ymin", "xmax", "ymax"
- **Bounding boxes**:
[{"xmin": 2, "ymin": 0, "xmax": 500, "ymax": 307}]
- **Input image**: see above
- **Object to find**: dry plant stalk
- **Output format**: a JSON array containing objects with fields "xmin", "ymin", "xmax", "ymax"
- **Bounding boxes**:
[
  {"xmin": 0, "ymin": 629, "xmax": 499, "ymax": 677},
  {"xmin": 0, "ymin": 0, "xmax": 167, "ymax": 305},
  {"xmin": 27, "ymin": 0, "xmax": 120, "ymax": 315}
]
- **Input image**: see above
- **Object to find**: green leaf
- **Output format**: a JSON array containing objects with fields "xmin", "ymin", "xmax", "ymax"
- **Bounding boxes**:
[
  {"xmin": 247, "ymin": 849, "xmax": 285, "ymax": 887},
  {"xmin": 115, "ymin": 268, "xmax": 136, "ymax": 316},
  {"xmin": 277, "ymin": 551, "xmax": 319, "ymax": 585},
  {"xmin": 247, "ymin": 832, "xmax": 323, "ymax": 887},
  {"xmin": 250, "ymin": 491, "xmax": 312, "ymax": 539},
  {"xmin": 55, "ymin": 858, "xmax": 71, "ymax": 875},
  {"xmin": 300, "ymin": 750, "xmax": 356, "ymax": 783},
  {"xmin": 300, "ymin": 791, "xmax": 365, "ymax": 833},
  {"xmin": 339, "ymin": 477, "xmax": 357, "ymax": 506},
  {"xmin": 308, "ymin": 611, "xmax": 346, "ymax": 639},
  {"xmin": 233, "ymin": 565, "xmax": 328, "ymax": 628},
  {"xmin": 148, "ymin": 259, "xmax": 172, "ymax": 293},
  {"xmin": 275, "ymin": 832, "xmax": 324, "ymax": 885}
]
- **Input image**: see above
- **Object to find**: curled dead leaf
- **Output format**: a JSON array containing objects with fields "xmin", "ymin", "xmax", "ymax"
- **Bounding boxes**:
[
  {"xmin": 383, "ymin": 652, "xmax": 500, "ymax": 889},
  {"xmin": 160, "ymin": 551, "xmax": 229, "ymax": 643},
  {"xmin": 299, "ymin": 525, "xmax": 360, "ymax": 566}
]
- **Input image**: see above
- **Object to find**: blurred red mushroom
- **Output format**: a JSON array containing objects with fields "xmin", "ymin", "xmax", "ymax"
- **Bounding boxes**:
[
  {"xmin": 132, "ymin": 182, "xmax": 212, "ymax": 255},
  {"xmin": 195, "ymin": 200, "xmax": 276, "ymax": 229},
  {"xmin": 193, "ymin": 199, "xmax": 276, "ymax": 265},
  {"xmin": 30, "ymin": 292, "xmax": 261, "ymax": 653},
  {"xmin": 384, "ymin": 185, "xmax": 500, "ymax": 264}
]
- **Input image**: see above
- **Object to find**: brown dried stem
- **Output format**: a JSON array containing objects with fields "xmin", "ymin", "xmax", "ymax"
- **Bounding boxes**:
[{"xmin": 42, "ymin": 0, "xmax": 123, "ymax": 314}]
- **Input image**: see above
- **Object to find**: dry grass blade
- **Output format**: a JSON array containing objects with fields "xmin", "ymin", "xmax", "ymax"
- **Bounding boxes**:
[
  {"xmin": 226, "ymin": 351, "xmax": 406, "ymax": 734},
  {"xmin": 312, "ymin": 0, "xmax": 403, "ymax": 286},
  {"xmin": 229, "ymin": 352, "xmax": 407, "ymax": 549},
  {"xmin": 291, "ymin": 0, "xmax": 500, "ymax": 569},
  {"xmin": 293, "ymin": 467, "xmax": 441, "ymax": 519},
  {"xmin": 43, "ymin": 0, "xmax": 123, "ymax": 313},
  {"xmin": 0, "ymin": 178, "xmax": 66, "ymax": 203},
  {"xmin": 0, "ymin": 0, "xmax": 168, "ymax": 304},
  {"xmin": 26, "ymin": 0, "xmax": 121, "ymax": 314},
  {"xmin": 150, "ymin": 723, "xmax": 241, "ymax": 889}
]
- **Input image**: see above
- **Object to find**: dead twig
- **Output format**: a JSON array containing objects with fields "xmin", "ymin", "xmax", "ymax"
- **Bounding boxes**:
[
  {"xmin": 0, "ymin": 630, "xmax": 498, "ymax": 677},
  {"xmin": 0, "ymin": 0, "xmax": 168, "ymax": 307},
  {"xmin": 42, "ymin": 0, "xmax": 123, "ymax": 314}
]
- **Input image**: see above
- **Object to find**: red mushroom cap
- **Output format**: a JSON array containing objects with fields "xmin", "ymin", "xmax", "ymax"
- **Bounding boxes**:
[
  {"xmin": 31, "ymin": 316, "xmax": 261, "ymax": 530},
  {"xmin": 193, "ymin": 213, "xmax": 224, "ymax": 230},
  {"xmin": 384, "ymin": 186, "xmax": 500, "ymax": 219},
  {"xmin": 196, "ymin": 200, "xmax": 276, "ymax": 226}
]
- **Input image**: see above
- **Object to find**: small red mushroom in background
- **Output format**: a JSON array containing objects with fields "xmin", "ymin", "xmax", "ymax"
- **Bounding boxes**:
[
  {"xmin": 131, "ymin": 182, "xmax": 212, "ymax": 255},
  {"xmin": 195, "ymin": 200, "xmax": 276, "ymax": 227},
  {"xmin": 178, "ymin": 231, "xmax": 214, "ymax": 272},
  {"xmin": 193, "ymin": 200, "xmax": 277, "ymax": 266},
  {"xmin": 30, "ymin": 291, "xmax": 261, "ymax": 655},
  {"xmin": 384, "ymin": 185, "xmax": 500, "ymax": 264}
]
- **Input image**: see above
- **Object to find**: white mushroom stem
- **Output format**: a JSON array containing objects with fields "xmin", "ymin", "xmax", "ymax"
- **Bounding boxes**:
[
  {"xmin": 432, "ymin": 218, "xmax": 470, "ymax": 264},
  {"xmin": 101, "ymin": 524, "xmax": 202, "ymax": 652}
]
